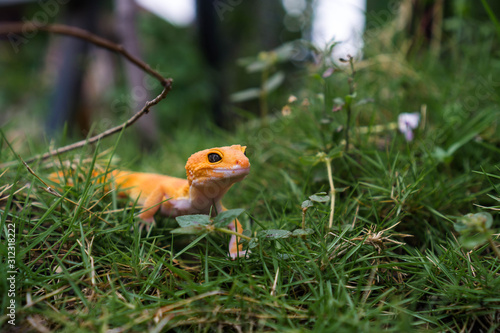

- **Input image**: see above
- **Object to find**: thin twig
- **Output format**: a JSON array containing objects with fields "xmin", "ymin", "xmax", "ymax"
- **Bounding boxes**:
[
  {"xmin": 0, "ymin": 86, "xmax": 171, "ymax": 168},
  {"xmin": 0, "ymin": 22, "xmax": 173, "ymax": 168}
]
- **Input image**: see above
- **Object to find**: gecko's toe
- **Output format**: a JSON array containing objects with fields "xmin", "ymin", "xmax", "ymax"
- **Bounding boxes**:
[
  {"xmin": 229, "ymin": 249, "xmax": 250, "ymax": 260},
  {"xmin": 136, "ymin": 218, "xmax": 156, "ymax": 233}
]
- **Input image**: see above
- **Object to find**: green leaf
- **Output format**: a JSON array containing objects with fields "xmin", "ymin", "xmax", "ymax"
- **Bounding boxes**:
[
  {"xmin": 327, "ymin": 41, "xmax": 341, "ymax": 55},
  {"xmin": 333, "ymin": 97, "xmax": 345, "ymax": 106},
  {"xmin": 263, "ymin": 71, "xmax": 285, "ymax": 93},
  {"xmin": 433, "ymin": 131, "xmax": 479, "ymax": 163},
  {"xmin": 475, "ymin": 212, "xmax": 493, "ymax": 229},
  {"xmin": 311, "ymin": 73, "xmax": 324, "ymax": 82},
  {"xmin": 175, "ymin": 214, "xmax": 211, "ymax": 227},
  {"xmin": 355, "ymin": 98, "xmax": 375, "ymax": 106},
  {"xmin": 309, "ymin": 193, "xmax": 330, "ymax": 203},
  {"xmin": 230, "ymin": 88, "xmax": 261, "ymax": 102},
  {"xmin": 480, "ymin": 0, "xmax": 500, "ymax": 45},
  {"xmin": 274, "ymin": 42, "xmax": 296, "ymax": 61},
  {"xmin": 258, "ymin": 229, "xmax": 292, "ymax": 239},
  {"xmin": 447, "ymin": 131, "xmax": 478, "ymax": 156},
  {"xmin": 299, "ymin": 156, "xmax": 322, "ymax": 166},
  {"xmin": 344, "ymin": 92, "xmax": 356, "ymax": 108},
  {"xmin": 454, "ymin": 220, "xmax": 469, "ymax": 232},
  {"xmin": 170, "ymin": 225, "xmax": 208, "ymax": 235},
  {"xmin": 213, "ymin": 208, "xmax": 245, "ymax": 227},
  {"xmin": 433, "ymin": 147, "xmax": 450, "ymax": 163},
  {"xmin": 247, "ymin": 59, "xmax": 270, "ymax": 72},
  {"xmin": 301, "ymin": 200, "xmax": 313, "ymax": 209},
  {"xmin": 240, "ymin": 43, "xmax": 295, "ymax": 73},
  {"xmin": 292, "ymin": 228, "xmax": 314, "ymax": 236},
  {"xmin": 248, "ymin": 238, "xmax": 259, "ymax": 249},
  {"xmin": 327, "ymin": 146, "xmax": 343, "ymax": 160},
  {"xmin": 455, "ymin": 212, "xmax": 493, "ymax": 233},
  {"xmin": 459, "ymin": 233, "xmax": 490, "ymax": 249}
]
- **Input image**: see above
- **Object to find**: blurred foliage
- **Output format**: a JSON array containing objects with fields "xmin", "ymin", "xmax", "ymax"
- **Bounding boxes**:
[{"xmin": 0, "ymin": 1, "xmax": 302, "ymax": 146}]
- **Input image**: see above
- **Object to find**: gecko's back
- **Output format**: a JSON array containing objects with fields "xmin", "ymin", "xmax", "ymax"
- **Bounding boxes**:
[{"xmin": 112, "ymin": 170, "xmax": 189, "ymax": 204}]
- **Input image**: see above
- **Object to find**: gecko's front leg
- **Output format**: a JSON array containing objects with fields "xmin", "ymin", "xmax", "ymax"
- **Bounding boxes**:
[
  {"xmin": 227, "ymin": 218, "xmax": 249, "ymax": 259},
  {"xmin": 137, "ymin": 185, "xmax": 168, "ymax": 227}
]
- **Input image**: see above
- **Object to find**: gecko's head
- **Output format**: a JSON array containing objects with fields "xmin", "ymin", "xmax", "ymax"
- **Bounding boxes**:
[{"xmin": 186, "ymin": 145, "xmax": 250, "ymax": 187}]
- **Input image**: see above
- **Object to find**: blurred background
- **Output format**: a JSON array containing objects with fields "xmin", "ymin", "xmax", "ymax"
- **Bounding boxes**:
[{"xmin": 0, "ymin": 0, "xmax": 499, "ymax": 155}]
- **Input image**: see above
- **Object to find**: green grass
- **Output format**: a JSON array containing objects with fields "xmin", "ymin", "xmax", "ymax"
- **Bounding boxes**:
[{"xmin": 1, "ymin": 15, "xmax": 500, "ymax": 333}]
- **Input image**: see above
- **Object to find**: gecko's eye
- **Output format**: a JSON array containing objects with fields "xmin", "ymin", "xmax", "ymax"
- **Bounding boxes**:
[{"xmin": 208, "ymin": 152, "xmax": 222, "ymax": 163}]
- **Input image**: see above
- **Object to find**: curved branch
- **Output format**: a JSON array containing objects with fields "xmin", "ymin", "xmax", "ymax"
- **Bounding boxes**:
[
  {"xmin": 0, "ymin": 23, "xmax": 169, "ymax": 86},
  {"xmin": 0, "ymin": 22, "xmax": 173, "ymax": 168}
]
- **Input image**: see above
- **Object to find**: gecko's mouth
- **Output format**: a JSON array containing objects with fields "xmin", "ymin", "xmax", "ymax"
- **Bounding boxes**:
[
  {"xmin": 212, "ymin": 167, "xmax": 250, "ymax": 178},
  {"xmin": 191, "ymin": 166, "xmax": 250, "ymax": 186}
]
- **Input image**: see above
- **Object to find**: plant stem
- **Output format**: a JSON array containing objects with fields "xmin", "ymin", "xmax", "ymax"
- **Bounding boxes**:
[
  {"xmin": 260, "ymin": 68, "xmax": 269, "ymax": 125},
  {"xmin": 325, "ymin": 157, "xmax": 336, "ymax": 229},
  {"xmin": 345, "ymin": 101, "xmax": 351, "ymax": 152},
  {"xmin": 344, "ymin": 56, "xmax": 356, "ymax": 153},
  {"xmin": 302, "ymin": 209, "xmax": 306, "ymax": 230},
  {"xmin": 487, "ymin": 236, "xmax": 500, "ymax": 259},
  {"xmin": 215, "ymin": 227, "xmax": 253, "ymax": 241}
]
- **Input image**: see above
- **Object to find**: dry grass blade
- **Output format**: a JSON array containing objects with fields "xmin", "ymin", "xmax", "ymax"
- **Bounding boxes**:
[
  {"xmin": 24, "ymin": 285, "xmax": 71, "ymax": 309},
  {"xmin": 26, "ymin": 315, "xmax": 51, "ymax": 333}
]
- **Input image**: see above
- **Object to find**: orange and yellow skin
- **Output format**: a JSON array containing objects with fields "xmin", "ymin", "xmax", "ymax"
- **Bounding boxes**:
[{"xmin": 51, "ymin": 145, "xmax": 250, "ymax": 259}]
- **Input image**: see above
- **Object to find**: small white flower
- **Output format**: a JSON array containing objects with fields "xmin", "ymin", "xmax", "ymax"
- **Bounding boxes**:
[{"xmin": 398, "ymin": 112, "xmax": 420, "ymax": 141}]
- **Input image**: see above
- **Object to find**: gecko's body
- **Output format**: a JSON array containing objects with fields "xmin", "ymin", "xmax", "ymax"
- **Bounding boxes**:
[{"xmin": 53, "ymin": 145, "xmax": 250, "ymax": 258}]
